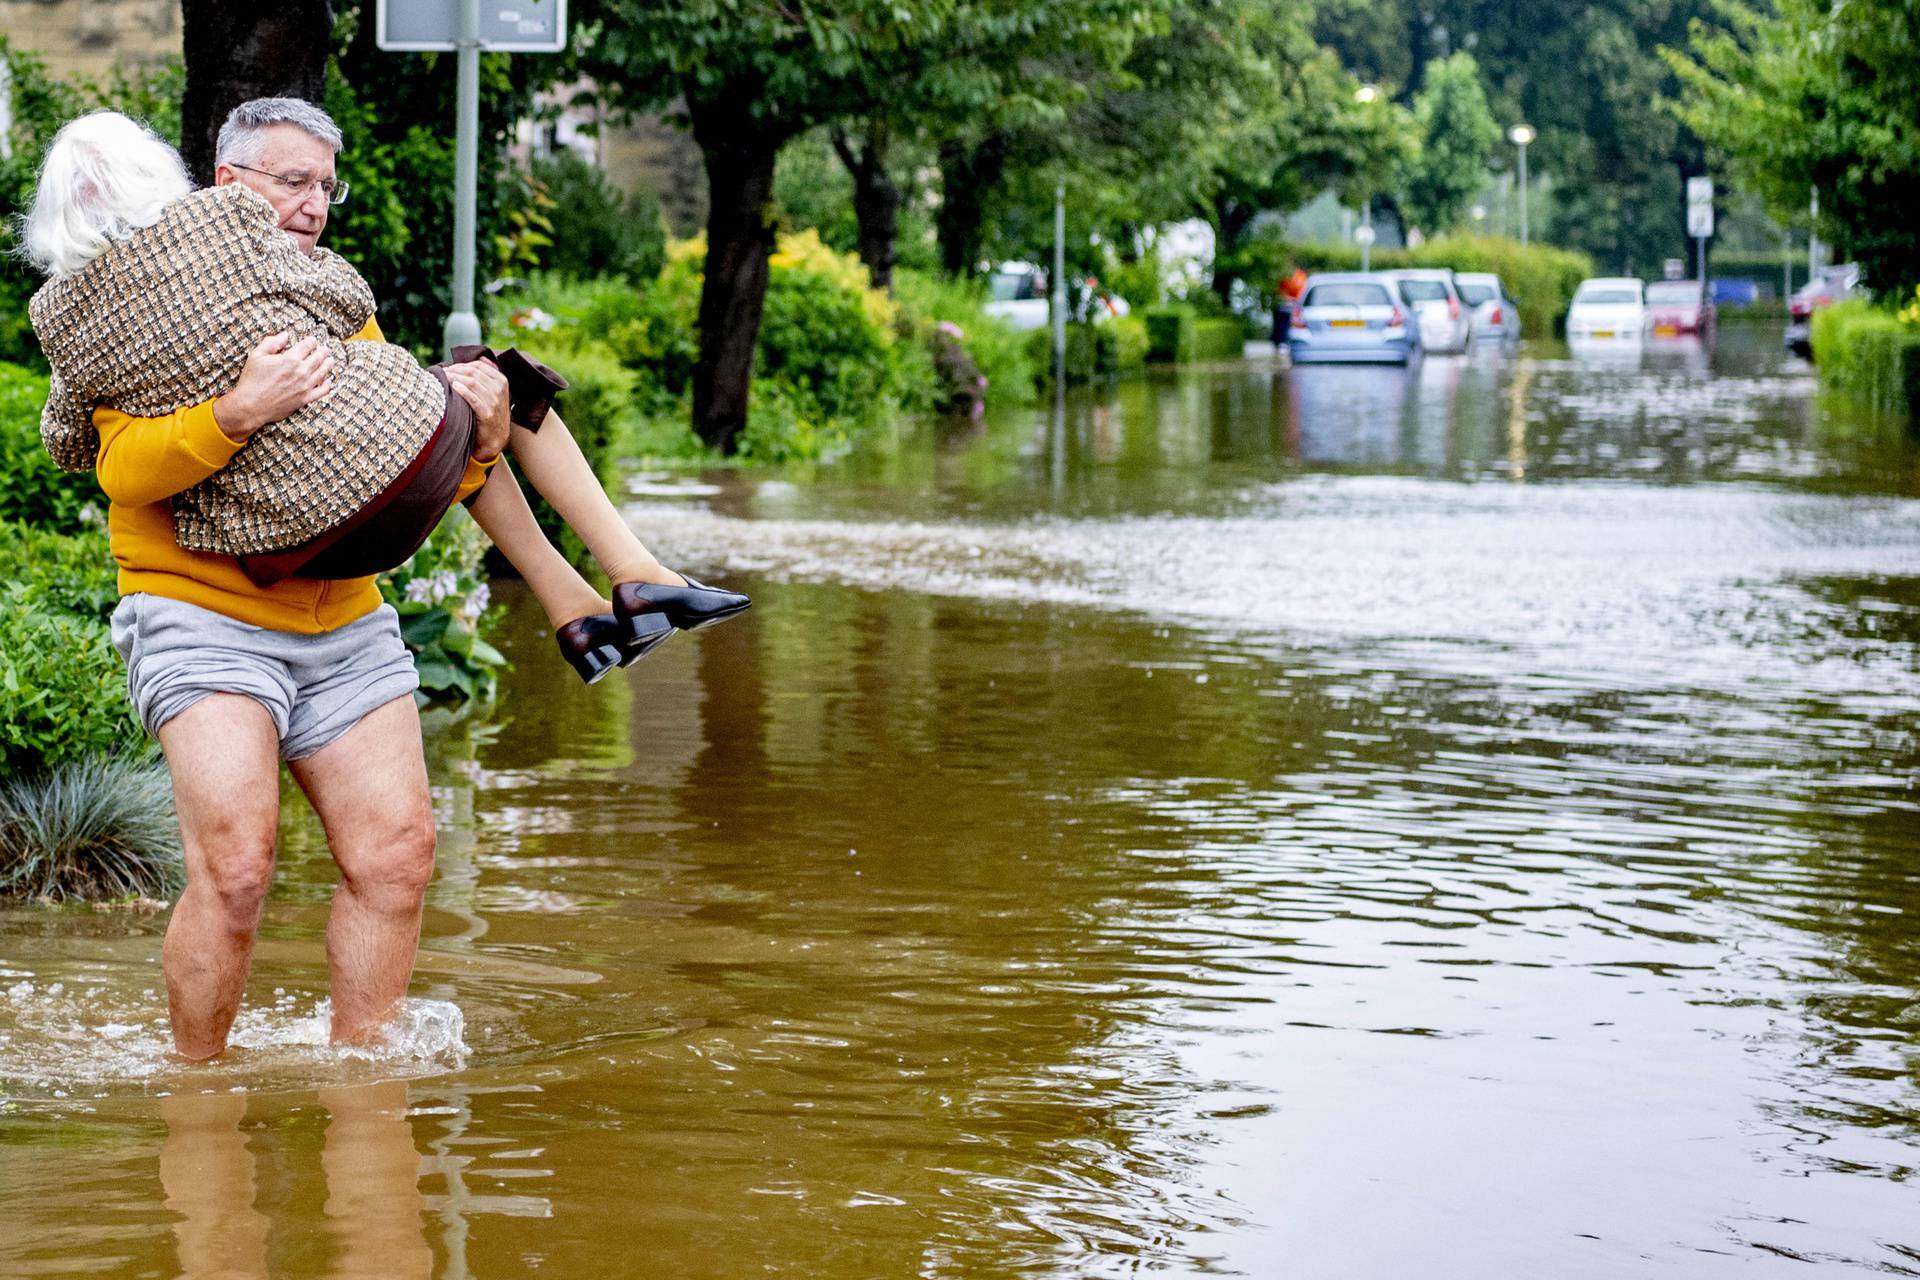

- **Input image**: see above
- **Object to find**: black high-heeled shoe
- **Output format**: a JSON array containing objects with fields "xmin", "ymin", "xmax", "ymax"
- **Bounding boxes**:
[
  {"xmin": 612, "ymin": 575, "xmax": 751, "ymax": 640},
  {"xmin": 556, "ymin": 611, "xmax": 672, "ymax": 684}
]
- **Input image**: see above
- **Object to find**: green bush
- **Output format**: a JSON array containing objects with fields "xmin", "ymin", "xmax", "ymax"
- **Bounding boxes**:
[
  {"xmin": 521, "ymin": 150, "xmax": 666, "ymax": 283},
  {"xmin": 1810, "ymin": 300, "xmax": 1920, "ymax": 418},
  {"xmin": 1024, "ymin": 320, "xmax": 1148, "ymax": 384},
  {"xmin": 378, "ymin": 506, "xmax": 505, "ymax": 703},
  {"xmin": 0, "ymin": 522, "xmax": 139, "ymax": 775},
  {"xmin": 1191, "ymin": 318, "xmax": 1249, "ymax": 361},
  {"xmin": 892, "ymin": 269, "xmax": 1041, "ymax": 406},
  {"xmin": 1145, "ymin": 308, "xmax": 1194, "ymax": 362},
  {"xmin": 0, "ymin": 363, "xmax": 106, "ymax": 527}
]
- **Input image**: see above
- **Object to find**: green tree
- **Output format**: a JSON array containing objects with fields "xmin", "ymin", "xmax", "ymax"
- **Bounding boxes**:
[
  {"xmin": 1398, "ymin": 50, "xmax": 1498, "ymax": 237},
  {"xmin": 1668, "ymin": 0, "xmax": 1920, "ymax": 295}
]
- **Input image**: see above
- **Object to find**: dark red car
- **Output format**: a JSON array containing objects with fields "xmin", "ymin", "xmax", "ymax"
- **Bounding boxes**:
[
  {"xmin": 1645, "ymin": 279, "xmax": 1716, "ymax": 337},
  {"xmin": 1785, "ymin": 265, "xmax": 1863, "ymax": 358}
]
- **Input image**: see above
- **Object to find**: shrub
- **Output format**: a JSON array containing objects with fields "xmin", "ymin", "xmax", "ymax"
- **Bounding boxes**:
[
  {"xmin": 1810, "ymin": 299, "xmax": 1920, "ymax": 419},
  {"xmin": 0, "ymin": 604, "xmax": 135, "ymax": 774},
  {"xmin": 1025, "ymin": 320, "xmax": 1149, "ymax": 384},
  {"xmin": 0, "ymin": 363, "xmax": 106, "ymax": 528},
  {"xmin": 520, "ymin": 150, "xmax": 666, "ymax": 283},
  {"xmin": 1146, "ymin": 308, "xmax": 1195, "ymax": 362},
  {"xmin": 379, "ymin": 507, "xmax": 505, "ymax": 703},
  {"xmin": 892, "ymin": 269, "xmax": 1041, "ymax": 406},
  {"xmin": 1191, "ymin": 317, "xmax": 1249, "ymax": 361},
  {"xmin": 0, "ymin": 757, "xmax": 182, "ymax": 903}
]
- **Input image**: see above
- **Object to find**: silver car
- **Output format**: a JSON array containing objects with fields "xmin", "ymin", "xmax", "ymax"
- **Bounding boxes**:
[
  {"xmin": 1288, "ymin": 273, "xmax": 1417, "ymax": 365},
  {"xmin": 1385, "ymin": 269, "xmax": 1472, "ymax": 354},
  {"xmin": 1455, "ymin": 272, "xmax": 1521, "ymax": 343}
]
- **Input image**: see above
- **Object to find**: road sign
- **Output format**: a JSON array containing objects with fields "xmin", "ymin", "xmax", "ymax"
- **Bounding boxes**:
[
  {"xmin": 1687, "ymin": 176, "xmax": 1714, "ymax": 208},
  {"xmin": 1687, "ymin": 203, "xmax": 1714, "ymax": 238},
  {"xmin": 377, "ymin": 0, "xmax": 567, "ymax": 52},
  {"xmin": 1354, "ymin": 224, "xmax": 1377, "ymax": 246}
]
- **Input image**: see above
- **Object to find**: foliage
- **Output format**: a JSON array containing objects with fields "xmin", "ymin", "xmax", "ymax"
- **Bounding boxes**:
[
  {"xmin": 0, "ymin": 520, "xmax": 139, "ymax": 776},
  {"xmin": 1027, "ymin": 320, "xmax": 1151, "ymax": 384},
  {"xmin": 892, "ymin": 270, "xmax": 1042, "ymax": 407},
  {"xmin": 1141, "ymin": 309, "xmax": 1246, "ymax": 363},
  {"xmin": 1809, "ymin": 300, "xmax": 1920, "ymax": 420},
  {"xmin": 1318, "ymin": 0, "xmax": 1714, "ymax": 274},
  {"xmin": 0, "ymin": 757, "xmax": 182, "ymax": 903},
  {"xmin": 1669, "ymin": 0, "xmax": 1920, "ymax": 298},
  {"xmin": 378, "ymin": 507, "xmax": 505, "ymax": 703},
  {"xmin": 520, "ymin": 149, "xmax": 667, "ymax": 283},
  {"xmin": 0, "ymin": 365, "xmax": 105, "ymax": 529},
  {"xmin": 1399, "ymin": 52, "xmax": 1501, "ymax": 237}
]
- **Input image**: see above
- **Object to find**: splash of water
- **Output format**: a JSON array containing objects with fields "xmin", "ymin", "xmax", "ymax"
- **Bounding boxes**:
[{"xmin": 0, "ymin": 979, "xmax": 467, "ymax": 1099}]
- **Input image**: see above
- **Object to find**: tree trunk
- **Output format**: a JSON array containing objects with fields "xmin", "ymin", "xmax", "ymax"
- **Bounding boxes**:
[
  {"xmin": 831, "ymin": 124, "xmax": 902, "ymax": 293},
  {"xmin": 179, "ymin": 1, "xmax": 334, "ymax": 184},
  {"xmin": 1210, "ymin": 197, "xmax": 1254, "ymax": 306},
  {"xmin": 689, "ymin": 96, "xmax": 786, "ymax": 455},
  {"xmin": 936, "ymin": 133, "xmax": 1009, "ymax": 278}
]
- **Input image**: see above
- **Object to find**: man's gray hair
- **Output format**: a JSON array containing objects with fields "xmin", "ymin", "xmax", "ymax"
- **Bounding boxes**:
[{"xmin": 214, "ymin": 97, "xmax": 343, "ymax": 170}]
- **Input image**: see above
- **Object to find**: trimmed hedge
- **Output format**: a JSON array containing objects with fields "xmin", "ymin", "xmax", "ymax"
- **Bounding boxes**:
[
  {"xmin": 1025, "ymin": 318, "xmax": 1150, "ymax": 384},
  {"xmin": 1143, "ymin": 309, "xmax": 1249, "ymax": 363},
  {"xmin": 1810, "ymin": 300, "xmax": 1920, "ymax": 419}
]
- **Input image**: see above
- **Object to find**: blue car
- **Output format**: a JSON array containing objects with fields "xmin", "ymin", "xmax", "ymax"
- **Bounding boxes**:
[{"xmin": 1287, "ymin": 273, "xmax": 1418, "ymax": 365}]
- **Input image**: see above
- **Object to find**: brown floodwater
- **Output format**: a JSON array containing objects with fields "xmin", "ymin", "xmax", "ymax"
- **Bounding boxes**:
[{"xmin": 4, "ymin": 326, "xmax": 1920, "ymax": 1276}]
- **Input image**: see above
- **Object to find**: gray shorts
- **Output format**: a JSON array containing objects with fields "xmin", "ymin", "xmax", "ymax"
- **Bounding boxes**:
[{"xmin": 109, "ymin": 594, "xmax": 420, "ymax": 761}]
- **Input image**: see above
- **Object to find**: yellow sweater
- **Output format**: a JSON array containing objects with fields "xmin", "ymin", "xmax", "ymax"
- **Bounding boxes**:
[{"xmin": 92, "ymin": 316, "xmax": 491, "ymax": 633}]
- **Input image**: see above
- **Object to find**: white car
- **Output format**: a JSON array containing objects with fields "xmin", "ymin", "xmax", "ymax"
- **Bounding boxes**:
[
  {"xmin": 1455, "ymin": 272, "xmax": 1521, "ymax": 343},
  {"xmin": 1565, "ymin": 277, "xmax": 1645, "ymax": 339},
  {"xmin": 1384, "ymin": 269, "xmax": 1471, "ymax": 354},
  {"xmin": 982, "ymin": 262, "xmax": 1131, "ymax": 331}
]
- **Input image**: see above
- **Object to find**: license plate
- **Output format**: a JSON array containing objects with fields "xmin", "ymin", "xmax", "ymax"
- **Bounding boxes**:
[
  {"xmin": 1654, "ymin": 325, "xmax": 1678, "ymax": 336},
  {"xmin": 1329, "ymin": 319, "xmax": 1365, "ymax": 329},
  {"xmin": 1593, "ymin": 330, "xmax": 1616, "ymax": 338}
]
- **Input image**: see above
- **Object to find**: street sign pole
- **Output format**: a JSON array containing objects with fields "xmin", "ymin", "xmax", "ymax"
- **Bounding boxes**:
[
  {"xmin": 443, "ymin": 0, "xmax": 482, "ymax": 357},
  {"xmin": 1686, "ymin": 176, "xmax": 1714, "ymax": 287},
  {"xmin": 1051, "ymin": 183, "xmax": 1066, "ymax": 386},
  {"xmin": 378, "ymin": 0, "xmax": 567, "ymax": 358}
]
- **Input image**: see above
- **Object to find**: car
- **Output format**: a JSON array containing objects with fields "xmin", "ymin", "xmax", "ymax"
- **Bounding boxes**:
[
  {"xmin": 982, "ymin": 262, "xmax": 1050, "ymax": 331},
  {"xmin": 981, "ymin": 262, "xmax": 1131, "ymax": 332},
  {"xmin": 1287, "ymin": 272, "xmax": 1417, "ymax": 364},
  {"xmin": 1384, "ymin": 269, "xmax": 1472, "ymax": 354},
  {"xmin": 1644, "ymin": 279, "xmax": 1715, "ymax": 338},
  {"xmin": 1455, "ymin": 272, "xmax": 1521, "ymax": 343},
  {"xmin": 1565, "ymin": 277, "xmax": 1645, "ymax": 339},
  {"xmin": 1784, "ymin": 264, "xmax": 1863, "ymax": 358}
]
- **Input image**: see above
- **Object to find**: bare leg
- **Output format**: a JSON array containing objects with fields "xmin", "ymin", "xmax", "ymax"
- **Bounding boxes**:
[
  {"xmin": 286, "ymin": 696, "xmax": 437, "ymax": 1046},
  {"xmin": 505, "ymin": 409, "xmax": 686, "ymax": 587},
  {"xmin": 157, "ymin": 695, "xmax": 283, "ymax": 1060},
  {"xmin": 463, "ymin": 461, "xmax": 608, "ymax": 630}
]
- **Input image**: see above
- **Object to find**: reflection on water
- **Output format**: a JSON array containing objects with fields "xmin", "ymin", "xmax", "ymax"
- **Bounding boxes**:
[{"xmin": 4, "ymin": 326, "xmax": 1920, "ymax": 1276}]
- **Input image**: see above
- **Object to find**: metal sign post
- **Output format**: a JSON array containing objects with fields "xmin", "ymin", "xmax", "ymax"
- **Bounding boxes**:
[
  {"xmin": 377, "ymin": 0, "xmax": 567, "ymax": 357},
  {"xmin": 1686, "ymin": 176, "xmax": 1714, "ymax": 286}
]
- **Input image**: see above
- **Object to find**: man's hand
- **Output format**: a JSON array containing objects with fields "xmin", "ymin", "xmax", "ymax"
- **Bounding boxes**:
[
  {"xmin": 213, "ymin": 331, "xmax": 334, "ymax": 441},
  {"xmin": 444, "ymin": 359, "xmax": 511, "ymax": 463}
]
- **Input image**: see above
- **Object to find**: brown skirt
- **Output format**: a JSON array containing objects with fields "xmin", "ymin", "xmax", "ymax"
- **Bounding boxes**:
[{"xmin": 232, "ymin": 347, "xmax": 568, "ymax": 588}]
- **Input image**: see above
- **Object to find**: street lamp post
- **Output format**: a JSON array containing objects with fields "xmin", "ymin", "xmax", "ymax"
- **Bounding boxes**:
[{"xmin": 1510, "ymin": 124, "xmax": 1535, "ymax": 246}]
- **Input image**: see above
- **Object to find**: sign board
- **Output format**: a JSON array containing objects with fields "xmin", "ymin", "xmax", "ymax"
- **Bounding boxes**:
[
  {"xmin": 1663, "ymin": 258, "xmax": 1686, "ymax": 280},
  {"xmin": 1354, "ymin": 224, "xmax": 1377, "ymax": 246},
  {"xmin": 377, "ymin": 0, "xmax": 567, "ymax": 52},
  {"xmin": 1687, "ymin": 203, "xmax": 1715, "ymax": 239},
  {"xmin": 1686, "ymin": 176, "xmax": 1714, "ymax": 208}
]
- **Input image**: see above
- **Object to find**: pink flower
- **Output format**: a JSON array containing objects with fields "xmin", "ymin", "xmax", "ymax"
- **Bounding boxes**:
[{"xmin": 938, "ymin": 320, "xmax": 966, "ymax": 339}]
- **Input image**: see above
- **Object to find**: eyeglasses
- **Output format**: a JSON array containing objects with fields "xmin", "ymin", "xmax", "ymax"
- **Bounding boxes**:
[{"xmin": 229, "ymin": 163, "xmax": 350, "ymax": 206}]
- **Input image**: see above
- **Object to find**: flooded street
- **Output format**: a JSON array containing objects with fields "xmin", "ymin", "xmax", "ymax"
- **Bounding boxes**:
[{"xmin": 5, "ymin": 325, "xmax": 1920, "ymax": 1276}]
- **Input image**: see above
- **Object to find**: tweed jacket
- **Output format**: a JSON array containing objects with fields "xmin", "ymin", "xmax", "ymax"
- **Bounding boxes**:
[{"xmin": 31, "ymin": 184, "xmax": 445, "ymax": 556}]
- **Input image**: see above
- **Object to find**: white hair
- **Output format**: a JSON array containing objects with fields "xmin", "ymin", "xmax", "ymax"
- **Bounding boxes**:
[
  {"xmin": 22, "ymin": 111, "xmax": 192, "ymax": 277},
  {"xmin": 215, "ymin": 97, "xmax": 343, "ymax": 170}
]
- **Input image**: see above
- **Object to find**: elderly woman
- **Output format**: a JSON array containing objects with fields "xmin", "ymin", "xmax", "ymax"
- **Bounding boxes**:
[{"xmin": 25, "ymin": 110, "xmax": 746, "ymax": 684}]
